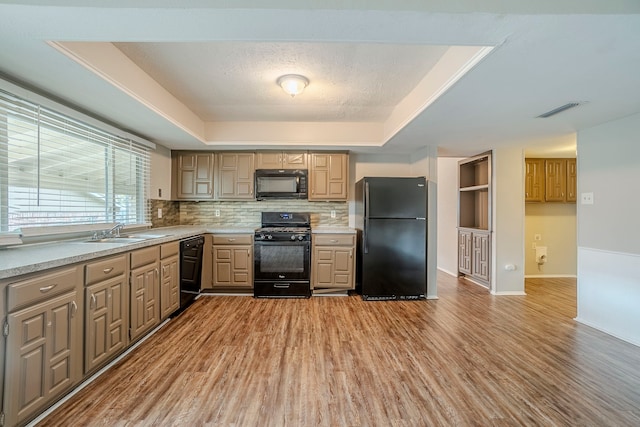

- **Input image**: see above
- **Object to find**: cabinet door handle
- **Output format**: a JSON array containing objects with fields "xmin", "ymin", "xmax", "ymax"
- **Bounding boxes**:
[
  {"xmin": 39, "ymin": 284, "xmax": 57, "ymax": 293},
  {"xmin": 90, "ymin": 293, "xmax": 96, "ymax": 309},
  {"xmin": 350, "ymin": 250, "xmax": 353, "ymax": 258},
  {"xmin": 228, "ymin": 238, "xmax": 236, "ymax": 242},
  {"xmin": 162, "ymin": 265, "xmax": 167, "ymax": 274},
  {"xmin": 71, "ymin": 301, "xmax": 78, "ymax": 318},
  {"xmin": 103, "ymin": 267, "xmax": 113, "ymax": 274},
  {"xmin": 155, "ymin": 268, "xmax": 159, "ymax": 278},
  {"xmin": 330, "ymin": 239, "xmax": 338, "ymax": 243}
]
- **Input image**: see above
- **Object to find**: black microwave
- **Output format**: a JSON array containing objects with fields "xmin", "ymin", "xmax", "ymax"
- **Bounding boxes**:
[{"xmin": 255, "ymin": 169, "xmax": 308, "ymax": 200}]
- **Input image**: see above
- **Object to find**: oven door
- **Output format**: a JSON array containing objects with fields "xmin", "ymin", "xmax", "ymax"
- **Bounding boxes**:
[{"xmin": 254, "ymin": 240, "xmax": 311, "ymax": 282}]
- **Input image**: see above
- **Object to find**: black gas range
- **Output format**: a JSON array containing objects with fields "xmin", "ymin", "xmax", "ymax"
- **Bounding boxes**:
[{"xmin": 253, "ymin": 212, "xmax": 312, "ymax": 298}]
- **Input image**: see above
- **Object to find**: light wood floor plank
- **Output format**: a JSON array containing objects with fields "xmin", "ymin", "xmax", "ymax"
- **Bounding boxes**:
[{"xmin": 35, "ymin": 273, "xmax": 640, "ymax": 426}]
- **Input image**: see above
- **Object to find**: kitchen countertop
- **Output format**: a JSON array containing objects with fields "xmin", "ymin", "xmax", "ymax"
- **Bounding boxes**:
[
  {"xmin": 312, "ymin": 227, "xmax": 357, "ymax": 234},
  {"xmin": 0, "ymin": 225, "xmax": 256, "ymax": 280}
]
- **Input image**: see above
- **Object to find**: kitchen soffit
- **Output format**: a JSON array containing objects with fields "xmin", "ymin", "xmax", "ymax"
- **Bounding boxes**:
[{"xmin": 52, "ymin": 40, "xmax": 493, "ymax": 150}]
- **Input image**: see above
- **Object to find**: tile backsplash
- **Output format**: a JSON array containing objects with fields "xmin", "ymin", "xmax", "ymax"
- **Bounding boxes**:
[
  {"xmin": 178, "ymin": 200, "xmax": 349, "ymax": 227},
  {"xmin": 150, "ymin": 199, "xmax": 180, "ymax": 228}
]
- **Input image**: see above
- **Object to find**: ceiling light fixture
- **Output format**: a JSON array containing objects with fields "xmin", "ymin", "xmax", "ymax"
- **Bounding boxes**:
[{"xmin": 277, "ymin": 74, "xmax": 309, "ymax": 97}]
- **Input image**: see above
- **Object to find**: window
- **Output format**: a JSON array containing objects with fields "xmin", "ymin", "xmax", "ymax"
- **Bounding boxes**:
[{"xmin": 0, "ymin": 88, "xmax": 151, "ymax": 233}]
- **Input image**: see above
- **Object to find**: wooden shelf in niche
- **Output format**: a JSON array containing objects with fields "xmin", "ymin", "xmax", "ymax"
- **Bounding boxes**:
[
  {"xmin": 459, "ymin": 156, "xmax": 489, "ymax": 189},
  {"xmin": 459, "ymin": 188, "xmax": 489, "ymax": 230}
]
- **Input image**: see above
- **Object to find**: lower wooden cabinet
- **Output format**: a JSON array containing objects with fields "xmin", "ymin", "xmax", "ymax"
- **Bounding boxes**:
[
  {"xmin": 84, "ymin": 276, "xmax": 128, "ymax": 374},
  {"xmin": 129, "ymin": 246, "xmax": 160, "ymax": 342},
  {"xmin": 160, "ymin": 242, "xmax": 180, "ymax": 320},
  {"xmin": 209, "ymin": 234, "xmax": 253, "ymax": 290},
  {"xmin": 458, "ymin": 229, "xmax": 472, "ymax": 275},
  {"xmin": 3, "ymin": 266, "xmax": 82, "ymax": 427},
  {"xmin": 312, "ymin": 233, "xmax": 356, "ymax": 292},
  {"xmin": 84, "ymin": 254, "xmax": 128, "ymax": 374},
  {"xmin": 458, "ymin": 229, "xmax": 491, "ymax": 286}
]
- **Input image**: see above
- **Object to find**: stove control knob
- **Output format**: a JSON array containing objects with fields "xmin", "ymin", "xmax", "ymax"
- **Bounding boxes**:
[
  {"xmin": 290, "ymin": 235, "xmax": 296, "ymax": 241},
  {"xmin": 267, "ymin": 235, "xmax": 273, "ymax": 240},
  {"xmin": 298, "ymin": 235, "xmax": 304, "ymax": 241}
]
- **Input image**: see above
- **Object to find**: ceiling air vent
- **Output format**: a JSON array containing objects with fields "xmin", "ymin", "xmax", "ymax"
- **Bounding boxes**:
[{"xmin": 537, "ymin": 102, "xmax": 583, "ymax": 118}]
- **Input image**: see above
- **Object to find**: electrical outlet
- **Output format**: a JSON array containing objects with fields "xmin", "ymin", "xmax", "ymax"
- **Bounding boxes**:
[
  {"xmin": 581, "ymin": 192, "xmax": 594, "ymax": 205},
  {"xmin": 215, "ymin": 209, "xmax": 220, "ymax": 217},
  {"xmin": 330, "ymin": 210, "xmax": 336, "ymax": 219},
  {"xmin": 157, "ymin": 208, "xmax": 162, "ymax": 219},
  {"xmin": 532, "ymin": 242, "xmax": 537, "ymax": 249}
]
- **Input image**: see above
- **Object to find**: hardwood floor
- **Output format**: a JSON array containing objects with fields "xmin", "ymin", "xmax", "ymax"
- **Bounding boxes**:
[{"xmin": 36, "ymin": 274, "xmax": 640, "ymax": 426}]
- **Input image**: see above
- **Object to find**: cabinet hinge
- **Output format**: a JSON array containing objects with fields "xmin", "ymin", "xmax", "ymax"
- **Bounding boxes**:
[{"xmin": 2, "ymin": 320, "xmax": 8, "ymax": 337}]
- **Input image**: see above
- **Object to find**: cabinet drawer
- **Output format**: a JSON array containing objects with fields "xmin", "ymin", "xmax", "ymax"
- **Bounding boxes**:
[
  {"xmin": 85, "ymin": 254, "xmax": 127, "ymax": 286},
  {"xmin": 7, "ymin": 266, "xmax": 79, "ymax": 312},
  {"xmin": 314, "ymin": 234, "xmax": 355, "ymax": 246},
  {"xmin": 131, "ymin": 246, "xmax": 160, "ymax": 269},
  {"xmin": 160, "ymin": 241, "xmax": 179, "ymax": 259},
  {"xmin": 212, "ymin": 234, "xmax": 253, "ymax": 245}
]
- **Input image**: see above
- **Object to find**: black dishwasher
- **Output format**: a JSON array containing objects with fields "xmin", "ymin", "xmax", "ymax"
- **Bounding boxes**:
[{"xmin": 179, "ymin": 236, "xmax": 204, "ymax": 312}]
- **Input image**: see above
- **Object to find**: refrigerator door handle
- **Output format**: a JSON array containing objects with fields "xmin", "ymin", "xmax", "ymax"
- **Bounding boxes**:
[
  {"xmin": 417, "ymin": 217, "xmax": 426, "ymax": 220},
  {"xmin": 364, "ymin": 181, "xmax": 370, "ymax": 254}
]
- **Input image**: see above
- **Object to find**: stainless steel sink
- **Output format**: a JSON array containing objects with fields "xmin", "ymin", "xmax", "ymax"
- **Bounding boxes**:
[
  {"xmin": 86, "ymin": 237, "xmax": 148, "ymax": 243},
  {"xmin": 123, "ymin": 234, "xmax": 169, "ymax": 239},
  {"xmin": 85, "ymin": 233, "xmax": 169, "ymax": 243}
]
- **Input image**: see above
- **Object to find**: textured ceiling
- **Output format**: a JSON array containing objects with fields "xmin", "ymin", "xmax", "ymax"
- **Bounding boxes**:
[
  {"xmin": 1, "ymin": 2, "xmax": 639, "ymax": 156},
  {"xmin": 114, "ymin": 42, "xmax": 449, "ymax": 122}
]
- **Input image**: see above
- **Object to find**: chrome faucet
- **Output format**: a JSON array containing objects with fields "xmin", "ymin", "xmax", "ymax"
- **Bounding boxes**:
[
  {"xmin": 89, "ymin": 223, "xmax": 126, "ymax": 240},
  {"xmin": 107, "ymin": 223, "xmax": 125, "ymax": 237}
]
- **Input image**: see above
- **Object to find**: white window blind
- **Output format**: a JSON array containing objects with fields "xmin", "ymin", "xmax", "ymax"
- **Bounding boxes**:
[{"xmin": 0, "ymin": 89, "xmax": 151, "ymax": 232}]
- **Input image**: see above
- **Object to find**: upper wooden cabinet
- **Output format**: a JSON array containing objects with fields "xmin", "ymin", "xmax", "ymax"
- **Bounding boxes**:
[
  {"xmin": 525, "ymin": 158, "xmax": 576, "ymax": 203},
  {"xmin": 172, "ymin": 152, "xmax": 215, "ymax": 200},
  {"xmin": 217, "ymin": 152, "xmax": 255, "ymax": 200},
  {"xmin": 256, "ymin": 151, "xmax": 307, "ymax": 169},
  {"xmin": 545, "ymin": 159, "xmax": 567, "ymax": 202},
  {"xmin": 524, "ymin": 158, "xmax": 545, "ymax": 202},
  {"xmin": 566, "ymin": 158, "xmax": 577, "ymax": 202},
  {"xmin": 308, "ymin": 153, "xmax": 349, "ymax": 201}
]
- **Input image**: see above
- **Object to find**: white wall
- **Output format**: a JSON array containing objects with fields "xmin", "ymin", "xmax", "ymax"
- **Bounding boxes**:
[
  {"xmin": 436, "ymin": 157, "xmax": 461, "ymax": 276},
  {"xmin": 149, "ymin": 144, "xmax": 172, "ymax": 200},
  {"xmin": 576, "ymin": 112, "xmax": 640, "ymax": 346},
  {"xmin": 492, "ymin": 147, "xmax": 525, "ymax": 295}
]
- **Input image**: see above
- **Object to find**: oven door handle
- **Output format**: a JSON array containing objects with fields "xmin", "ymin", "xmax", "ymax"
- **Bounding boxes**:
[{"xmin": 274, "ymin": 283, "xmax": 290, "ymax": 289}]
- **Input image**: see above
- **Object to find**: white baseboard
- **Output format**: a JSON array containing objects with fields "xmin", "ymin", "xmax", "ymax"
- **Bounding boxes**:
[
  {"xmin": 437, "ymin": 267, "xmax": 458, "ymax": 277},
  {"xmin": 575, "ymin": 316, "xmax": 640, "ymax": 348},
  {"xmin": 524, "ymin": 274, "xmax": 577, "ymax": 279},
  {"xmin": 491, "ymin": 290, "xmax": 527, "ymax": 296}
]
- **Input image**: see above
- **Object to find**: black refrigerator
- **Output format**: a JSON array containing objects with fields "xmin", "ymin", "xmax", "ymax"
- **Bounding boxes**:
[{"xmin": 355, "ymin": 177, "xmax": 427, "ymax": 300}]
